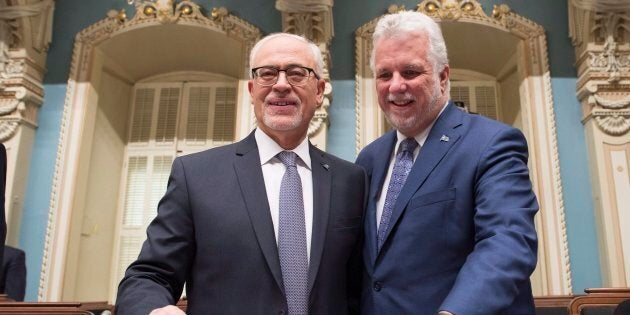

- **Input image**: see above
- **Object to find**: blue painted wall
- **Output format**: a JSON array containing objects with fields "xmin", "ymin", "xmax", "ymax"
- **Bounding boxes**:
[{"xmin": 21, "ymin": 0, "xmax": 599, "ymax": 300}]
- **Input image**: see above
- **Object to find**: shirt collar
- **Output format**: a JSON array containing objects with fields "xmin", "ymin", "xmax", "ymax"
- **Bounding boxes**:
[
  {"xmin": 255, "ymin": 128, "xmax": 312, "ymax": 169},
  {"xmin": 395, "ymin": 100, "xmax": 449, "ymax": 150}
]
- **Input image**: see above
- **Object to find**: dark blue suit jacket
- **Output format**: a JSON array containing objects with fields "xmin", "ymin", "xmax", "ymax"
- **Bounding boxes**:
[
  {"xmin": 116, "ymin": 131, "xmax": 366, "ymax": 315},
  {"xmin": 0, "ymin": 144, "xmax": 6, "ymax": 278},
  {"xmin": 0, "ymin": 245, "xmax": 26, "ymax": 301},
  {"xmin": 356, "ymin": 103, "xmax": 538, "ymax": 315}
]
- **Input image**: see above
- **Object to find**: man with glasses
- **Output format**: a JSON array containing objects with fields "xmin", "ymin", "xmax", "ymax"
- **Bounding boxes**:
[{"xmin": 116, "ymin": 33, "xmax": 365, "ymax": 315}]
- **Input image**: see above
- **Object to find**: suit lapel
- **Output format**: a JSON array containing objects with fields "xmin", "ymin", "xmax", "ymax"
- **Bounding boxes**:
[
  {"xmin": 233, "ymin": 131, "xmax": 284, "ymax": 292},
  {"xmin": 366, "ymin": 131, "xmax": 397, "ymax": 264},
  {"xmin": 378, "ymin": 104, "xmax": 463, "ymax": 256},
  {"xmin": 307, "ymin": 144, "xmax": 331, "ymax": 294}
]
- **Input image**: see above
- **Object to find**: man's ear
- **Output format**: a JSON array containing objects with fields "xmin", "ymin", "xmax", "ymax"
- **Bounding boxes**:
[
  {"xmin": 248, "ymin": 80, "xmax": 254, "ymax": 95},
  {"xmin": 316, "ymin": 79, "xmax": 326, "ymax": 108},
  {"xmin": 439, "ymin": 65, "xmax": 450, "ymax": 93}
]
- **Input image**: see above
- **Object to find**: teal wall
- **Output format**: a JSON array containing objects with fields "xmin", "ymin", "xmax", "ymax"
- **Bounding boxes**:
[{"xmin": 21, "ymin": 0, "xmax": 600, "ymax": 301}]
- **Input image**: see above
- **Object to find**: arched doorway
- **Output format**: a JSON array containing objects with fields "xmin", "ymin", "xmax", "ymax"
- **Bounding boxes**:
[{"xmin": 40, "ymin": 1, "xmax": 260, "ymax": 302}]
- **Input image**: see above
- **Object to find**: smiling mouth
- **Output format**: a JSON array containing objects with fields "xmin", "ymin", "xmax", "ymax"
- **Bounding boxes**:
[
  {"xmin": 268, "ymin": 100, "xmax": 298, "ymax": 106},
  {"xmin": 390, "ymin": 99, "xmax": 414, "ymax": 106}
]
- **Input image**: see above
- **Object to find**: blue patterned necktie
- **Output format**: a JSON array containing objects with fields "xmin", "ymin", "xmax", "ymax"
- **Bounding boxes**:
[
  {"xmin": 277, "ymin": 151, "xmax": 309, "ymax": 315},
  {"xmin": 378, "ymin": 138, "xmax": 418, "ymax": 251}
]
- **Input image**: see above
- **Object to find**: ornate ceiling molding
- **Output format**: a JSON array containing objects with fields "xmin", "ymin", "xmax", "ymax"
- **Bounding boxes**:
[
  {"xmin": 78, "ymin": 1, "xmax": 260, "ymax": 48},
  {"xmin": 412, "ymin": 0, "xmax": 544, "ymax": 38}
]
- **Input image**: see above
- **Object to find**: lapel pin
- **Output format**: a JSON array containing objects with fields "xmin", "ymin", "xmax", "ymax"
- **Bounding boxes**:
[
  {"xmin": 321, "ymin": 163, "xmax": 330, "ymax": 170},
  {"xmin": 440, "ymin": 135, "xmax": 450, "ymax": 142}
]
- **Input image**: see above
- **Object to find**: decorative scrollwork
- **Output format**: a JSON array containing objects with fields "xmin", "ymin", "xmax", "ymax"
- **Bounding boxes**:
[
  {"xmin": 416, "ymin": 0, "xmax": 486, "ymax": 21},
  {"xmin": 588, "ymin": 35, "xmax": 630, "ymax": 83},
  {"xmin": 593, "ymin": 111, "xmax": 630, "ymax": 135},
  {"xmin": 0, "ymin": 98, "xmax": 22, "ymax": 115},
  {"xmin": 590, "ymin": 93, "xmax": 630, "ymax": 109},
  {"xmin": 0, "ymin": 119, "xmax": 19, "ymax": 142}
]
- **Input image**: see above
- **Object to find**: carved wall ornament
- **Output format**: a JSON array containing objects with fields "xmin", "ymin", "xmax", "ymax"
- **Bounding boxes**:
[
  {"xmin": 5, "ymin": 59, "xmax": 25, "ymax": 76},
  {"xmin": 585, "ymin": 13, "xmax": 630, "ymax": 83},
  {"xmin": 570, "ymin": 1, "xmax": 630, "ymax": 122},
  {"xmin": 0, "ymin": 85, "xmax": 42, "ymax": 141},
  {"xmin": 0, "ymin": 0, "xmax": 54, "ymax": 52},
  {"xmin": 593, "ymin": 110, "xmax": 630, "ymax": 136},
  {"xmin": 416, "ymin": 0, "xmax": 486, "ymax": 20},
  {"xmin": 387, "ymin": 4, "xmax": 407, "ymax": 14},
  {"xmin": 92, "ymin": 2, "xmax": 259, "ymax": 48},
  {"xmin": 126, "ymin": 0, "xmax": 203, "ymax": 24},
  {"xmin": 0, "ymin": 118, "xmax": 19, "ymax": 142},
  {"xmin": 276, "ymin": 0, "xmax": 332, "ymax": 12},
  {"xmin": 412, "ymin": 0, "xmax": 544, "ymax": 40},
  {"xmin": 0, "ymin": 97, "xmax": 23, "ymax": 116},
  {"xmin": 0, "ymin": 1, "xmax": 53, "ymax": 142},
  {"xmin": 590, "ymin": 93, "xmax": 630, "ymax": 110},
  {"xmin": 282, "ymin": 12, "xmax": 330, "ymax": 43}
]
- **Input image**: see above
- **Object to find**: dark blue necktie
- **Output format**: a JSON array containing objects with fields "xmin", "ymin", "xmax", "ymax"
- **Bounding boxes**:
[
  {"xmin": 378, "ymin": 138, "xmax": 418, "ymax": 251},
  {"xmin": 277, "ymin": 151, "xmax": 309, "ymax": 314}
]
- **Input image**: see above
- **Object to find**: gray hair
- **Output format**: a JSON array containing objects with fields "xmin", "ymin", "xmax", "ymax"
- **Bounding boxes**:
[
  {"xmin": 370, "ymin": 11, "xmax": 449, "ymax": 73},
  {"xmin": 249, "ymin": 33, "xmax": 324, "ymax": 79}
]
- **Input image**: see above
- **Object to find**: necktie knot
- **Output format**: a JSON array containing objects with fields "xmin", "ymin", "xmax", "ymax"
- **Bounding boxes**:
[
  {"xmin": 399, "ymin": 138, "xmax": 418, "ymax": 154},
  {"xmin": 277, "ymin": 151, "xmax": 298, "ymax": 167}
]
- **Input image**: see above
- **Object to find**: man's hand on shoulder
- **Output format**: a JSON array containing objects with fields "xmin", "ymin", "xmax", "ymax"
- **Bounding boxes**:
[{"xmin": 149, "ymin": 305, "xmax": 186, "ymax": 315}]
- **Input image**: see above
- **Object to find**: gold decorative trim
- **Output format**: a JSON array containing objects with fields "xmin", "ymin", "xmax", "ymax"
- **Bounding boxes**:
[
  {"xmin": 416, "ymin": 0, "xmax": 486, "ymax": 20},
  {"xmin": 39, "ymin": 1, "xmax": 261, "ymax": 300},
  {"xmin": 415, "ymin": 0, "xmax": 544, "ymax": 39}
]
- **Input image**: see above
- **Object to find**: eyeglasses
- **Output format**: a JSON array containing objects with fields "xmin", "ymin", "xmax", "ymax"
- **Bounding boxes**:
[{"xmin": 251, "ymin": 65, "xmax": 320, "ymax": 87}]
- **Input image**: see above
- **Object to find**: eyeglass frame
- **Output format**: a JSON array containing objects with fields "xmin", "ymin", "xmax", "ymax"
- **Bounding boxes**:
[{"xmin": 251, "ymin": 65, "xmax": 321, "ymax": 87}]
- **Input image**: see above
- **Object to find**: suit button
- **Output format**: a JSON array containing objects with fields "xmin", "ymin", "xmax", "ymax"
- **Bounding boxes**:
[{"xmin": 373, "ymin": 281, "xmax": 382, "ymax": 291}]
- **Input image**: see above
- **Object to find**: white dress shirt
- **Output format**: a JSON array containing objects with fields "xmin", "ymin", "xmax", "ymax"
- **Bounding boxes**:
[
  {"xmin": 255, "ymin": 128, "xmax": 314, "ymax": 262},
  {"xmin": 376, "ymin": 102, "xmax": 449, "ymax": 229}
]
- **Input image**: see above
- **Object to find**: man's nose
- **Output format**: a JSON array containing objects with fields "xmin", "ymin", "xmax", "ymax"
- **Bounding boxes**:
[
  {"xmin": 388, "ymin": 73, "xmax": 407, "ymax": 94},
  {"xmin": 273, "ymin": 71, "xmax": 291, "ymax": 92}
]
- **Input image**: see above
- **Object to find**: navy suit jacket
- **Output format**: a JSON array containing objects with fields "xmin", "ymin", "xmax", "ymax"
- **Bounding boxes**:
[
  {"xmin": 0, "ymin": 144, "xmax": 6, "ymax": 276},
  {"xmin": 356, "ymin": 103, "xmax": 538, "ymax": 315},
  {"xmin": 0, "ymin": 245, "xmax": 26, "ymax": 301},
  {"xmin": 116, "ymin": 131, "xmax": 366, "ymax": 315}
]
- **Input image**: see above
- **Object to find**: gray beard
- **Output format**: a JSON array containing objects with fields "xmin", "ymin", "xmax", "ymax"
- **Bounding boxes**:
[{"xmin": 263, "ymin": 110, "xmax": 303, "ymax": 131}]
